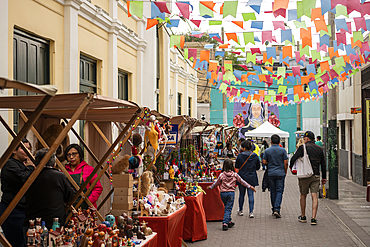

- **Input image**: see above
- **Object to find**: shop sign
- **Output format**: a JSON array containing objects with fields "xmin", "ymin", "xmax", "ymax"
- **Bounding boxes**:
[
  {"xmin": 160, "ymin": 124, "xmax": 178, "ymax": 145},
  {"xmin": 351, "ymin": 107, "xmax": 362, "ymax": 114}
]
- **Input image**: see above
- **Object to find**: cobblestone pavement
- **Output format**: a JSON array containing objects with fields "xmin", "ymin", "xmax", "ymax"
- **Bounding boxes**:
[{"xmin": 186, "ymin": 170, "xmax": 370, "ymax": 247}]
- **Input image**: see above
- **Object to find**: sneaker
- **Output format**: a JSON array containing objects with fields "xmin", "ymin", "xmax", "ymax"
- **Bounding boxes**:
[
  {"xmin": 311, "ymin": 218, "xmax": 317, "ymax": 225},
  {"xmin": 274, "ymin": 211, "xmax": 281, "ymax": 218},
  {"xmin": 249, "ymin": 212, "xmax": 254, "ymax": 218},
  {"xmin": 222, "ymin": 224, "xmax": 228, "ymax": 231},
  {"xmin": 237, "ymin": 210, "xmax": 244, "ymax": 216},
  {"xmin": 228, "ymin": 222, "xmax": 235, "ymax": 228},
  {"xmin": 298, "ymin": 215, "xmax": 307, "ymax": 223}
]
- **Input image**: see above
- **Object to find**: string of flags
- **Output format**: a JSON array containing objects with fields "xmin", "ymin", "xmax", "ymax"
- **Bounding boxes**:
[{"xmin": 126, "ymin": 0, "xmax": 370, "ymax": 105}]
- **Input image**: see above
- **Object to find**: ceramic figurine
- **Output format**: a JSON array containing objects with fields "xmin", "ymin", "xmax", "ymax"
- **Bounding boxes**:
[
  {"xmin": 140, "ymin": 221, "xmax": 152, "ymax": 236},
  {"xmin": 169, "ymin": 166, "xmax": 175, "ymax": 179},
  {"xmin": 51, "ymin": 218, "xmax": 60, "ymax": 231},
  {"xmin": 27, "ymin": 220, "xmax": 36, "ymax": 247}
]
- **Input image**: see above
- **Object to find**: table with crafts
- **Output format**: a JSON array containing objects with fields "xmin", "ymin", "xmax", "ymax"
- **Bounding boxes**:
[{"xmin": 139, "ymin": 205, "xmax": 187, "ymax": 247}]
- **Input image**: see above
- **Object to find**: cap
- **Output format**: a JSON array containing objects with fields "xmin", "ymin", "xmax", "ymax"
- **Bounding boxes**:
[{"xmin": 304, "ymin": 131, "xmax": 315, "ymax": 140}]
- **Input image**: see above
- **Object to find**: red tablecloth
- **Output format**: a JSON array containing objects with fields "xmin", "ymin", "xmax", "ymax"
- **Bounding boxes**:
[
  {"xmin": 140, "ymin": 232, "xmax": 157, "ymax": 247},
  {"xmin": 139, "ymin": 205, "xmax": 186, "ymax": 247},
  {"xmin": 215, "ymin": 170, "xmax": 222, "ymax": 178},
  {"xmin": 180, "ymin": 192, "xmax": 208, "ymax": 242},
  {"xmin": 199, "ymin": 182, "xmax": 224, "ymax": 221}
]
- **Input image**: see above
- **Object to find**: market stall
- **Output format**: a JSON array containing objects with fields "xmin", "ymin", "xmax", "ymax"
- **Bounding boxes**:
[
  {"xmin": 139, "ymin": 205, "xmax": 187, "ymax": 247},
  {"xmin": 242, "ymin": 121, "xmax": 290, "ymax": 153},
  {"xmin": 0, "ymin": 77, "xmax": 149, "ymax": 246}
]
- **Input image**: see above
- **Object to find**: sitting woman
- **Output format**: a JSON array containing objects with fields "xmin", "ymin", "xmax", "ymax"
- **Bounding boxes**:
[{"xmin": 65, "ymin": 144, "xmax": 103, "ymax": 209}]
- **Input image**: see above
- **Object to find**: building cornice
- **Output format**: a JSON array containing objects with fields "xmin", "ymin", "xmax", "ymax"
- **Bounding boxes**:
[
  {"xmin": 170, "ymin": 60, "xmax": 197, "ymax": 84},
  {"xmin": 67, "ymin": 0, "xmax": 147, "ymax": 51}
]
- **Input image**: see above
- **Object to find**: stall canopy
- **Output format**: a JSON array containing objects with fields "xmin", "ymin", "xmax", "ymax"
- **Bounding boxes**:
[{"xmin": 242, "ymin": 121, "xmax": 290, "ymax": 138}]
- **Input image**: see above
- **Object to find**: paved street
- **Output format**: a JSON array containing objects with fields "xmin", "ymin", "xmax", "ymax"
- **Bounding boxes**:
[{"xmin": 187, "ymin": 170, "xmax": 370, "ymax": 247}]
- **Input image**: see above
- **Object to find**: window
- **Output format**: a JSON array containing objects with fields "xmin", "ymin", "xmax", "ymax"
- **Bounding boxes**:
[
  {"xmin": 118, "ymin": 71, "xmax": 129, "ymax": 100},
  {"xmin": 188, "ymin": 97, "xmax": 192, "ymax": 116},
  {"xmin": 177, "ymin": 93, "xmax": 182, "ymax": 115},
  {"xmin": 341, "ymin": 121, "xmax": 345, "ymax": 149},
  {"xmin": 156, "ymin": 78, "xmax": 160, "ymax": 111},
  {"xmin": 13, "ymin": 29, "xmax": 50, "ymax": 132},
  {"xmin": 80, "ymin": 55, "xmax": 97, "ymax": 93}
]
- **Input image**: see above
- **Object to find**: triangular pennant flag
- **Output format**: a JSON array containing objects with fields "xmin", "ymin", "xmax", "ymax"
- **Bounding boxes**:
[
  {"xmin": 223, "ymin": 1, "xmax": 238, "ymax": 18},
  {"xmin": 226, "ymin": 33, "xmax": 238, "ymax": 43},
  {"xmin": 191, "ymin": 19, "xmax": 201, "ymax": 27},
  {"xmin": 199, "ymin": 3, "xmax": 214, "ymax": 17},
  {"xmin": 200, "ymin": 1, "xmax": 216, "ymax": 11},
  {"xmin": 242, "ymin": 13, "xmax": 256, "ymax": 21},
  {"xmin": 146, "ymin": 18, "xmax": 159, "ymax": 30},
  {"xmin": 176, "ymin": 2, "xmax": 190, "ymax": 19},
  {"xmin": 154, "ymin": 2, "xmax": 171, "ymax": 14},
  {"xmin": 127, "ymin": 1, "xmax": 143, "ymax": 19},
  {"xmin": 273, "ymin": 0, "xmax": 289, "ymax": 11},
  {"xmin": 151, "ymin": 2, "xmax": 165, "ymax": 20},
  {"xmin": 273, "ymin": 21, "xmax": 286, "ymax": 30},
  {"xmin": 231, "ymin": 21, "xmax": 244, "ymax": 29}
]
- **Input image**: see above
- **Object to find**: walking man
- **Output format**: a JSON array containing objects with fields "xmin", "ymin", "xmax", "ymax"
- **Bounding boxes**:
[
  {"xmin": 262, "ymin": 134, "xmax": 288, "ymax": 218},
  {"xmin": 290, "ymin": 131, "xmax": 327, "ymax": 225},
  {"xmin": 315, "ymin": 136, "xmax": 323, "ymax": 147}
]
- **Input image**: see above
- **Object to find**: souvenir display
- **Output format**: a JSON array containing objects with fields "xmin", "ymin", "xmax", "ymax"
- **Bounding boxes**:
[{"xmin": 26, "ymin": 207, "xmax": 154, "ymax": 247}]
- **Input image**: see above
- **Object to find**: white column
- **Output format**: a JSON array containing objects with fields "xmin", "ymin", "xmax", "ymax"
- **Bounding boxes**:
[
  {"xmin": 136, "ymin": 21, "xmax": 145, "ymax": 106},
  {"xmin": 0, "ymin": 0, "xmax": 9, "ymax": 156},
  {"xmin": 184, "ymin": 63, "xmax": 189, "ymax": 116},
  {"xmin": 193, "ymin": 76, "xmax": 198, "ymax": 118},
  {"xmin": 108, "ymin": 0, "xmax": 119, "ymax": 98},
  {"xmin": 164, "ymin": 35, "xmax": 171, "ymax": 115},
  {"xmin": 64, "ymin": 0, "xmax": 82, "ymax": 145},
  {"xmin": 173, "ymin": 51, "xmax": 179, "ymax": 115},
  {"xmin": 64, "ymin": 0, "xmax": 81, "ymax": 94}
]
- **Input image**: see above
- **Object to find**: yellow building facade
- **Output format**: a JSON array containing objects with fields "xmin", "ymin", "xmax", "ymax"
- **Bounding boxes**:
[{"xmin": 0, "ymin": 0, "xmax": 198, "ymax": 150}]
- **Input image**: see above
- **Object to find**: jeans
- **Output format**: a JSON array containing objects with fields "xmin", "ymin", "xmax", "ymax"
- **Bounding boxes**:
[
  {"xmin": 220, "ymin": 191, "xmax": 235, "ymax": 224},
  {"xmin": 261, "ymin": 153, "xmax": 266, "ymax": 169},
  {"xmin": 268, "ymin": 176, "xmax": 285, "ymax": 213},
  {"xmin": 0, "ymin": 202, "xmax": 27, "ymax": 247},
  {"xmin": 238, "ymin": 185, "xmax": 255, "ymax": 213}
]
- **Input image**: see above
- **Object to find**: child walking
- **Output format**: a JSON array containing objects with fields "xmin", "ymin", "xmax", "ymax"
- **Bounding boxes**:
[{"xmin": 207, "ymin": 159, "xmax": 256, "ymax": 231}]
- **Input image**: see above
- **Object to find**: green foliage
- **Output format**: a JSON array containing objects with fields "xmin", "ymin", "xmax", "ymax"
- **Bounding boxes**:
[
  {"xmin": 143, "ymin": 154, "xmax": 152, "ymax": 171},
  {"xmin": 155, "ymin": 154, "xmax": 165, "ymax": 175}
]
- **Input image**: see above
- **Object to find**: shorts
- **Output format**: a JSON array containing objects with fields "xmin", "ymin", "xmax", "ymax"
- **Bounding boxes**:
[{"xmin": 298, "ymin": 175, "xmax": 320, "ymax": 194}]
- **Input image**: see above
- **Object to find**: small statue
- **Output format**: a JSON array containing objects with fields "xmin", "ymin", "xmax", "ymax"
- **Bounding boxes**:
[
  {"xmin": 27, "ymin": 220, "xmax": 36, "ymax": 247},
  {"xmin": 140, "ymin": 221, "xmax": 153, "ymax": 236},
  {"xmin": 169, "ymin": 166, "xmax": 175, "ymax": 179}
]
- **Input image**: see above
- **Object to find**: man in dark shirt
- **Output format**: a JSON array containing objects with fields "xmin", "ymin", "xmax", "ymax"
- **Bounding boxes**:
[
  {"xmin": 24, "ymin": 148, "xmax": 75, "ymax": 230},
  {"xmin": 0, "ymin": 138, "xmax": 35, "ymax": 247},
  {"xmin": 290, "ymin": 131, "xmax": 327, "ymax": 225}
]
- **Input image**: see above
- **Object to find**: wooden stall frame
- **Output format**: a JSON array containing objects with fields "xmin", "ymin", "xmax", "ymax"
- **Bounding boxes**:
[
  {"xmin": 18, "ymin": 111, "xmax": 104, "ymax": 221},
  {"xmin": 0, "ymin": 94, "xmax": 91, "ymax": 247},
  {"xmin": 65, "ymin": 110, "xmax": 145, "ymax": 222}
]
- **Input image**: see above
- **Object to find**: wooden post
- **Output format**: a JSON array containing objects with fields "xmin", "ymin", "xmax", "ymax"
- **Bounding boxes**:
[
  {"xmin": 91, "ymin": 121, "xmax": 112, "ymax": 146},
  {"xmin": 0, "ymin": 95, "xmax": 53, "ymax": 170},
  {"xmin": 97, "ymin": 188, "xmax": 114, "ymax": 211},
  {"xmin": 66, "ymin": 111, "xmax": 145, "ymax": 221},
  {"xmin": 66, "ymin": 110, "xmax": 144, "ymax": 210},
  {"xmin": 0, "ymin": 96, "xmax": 92, "ymax": 229},
  {"xmin": 18, "ymin": 111, "xmax": 104, "ymax": 222}
]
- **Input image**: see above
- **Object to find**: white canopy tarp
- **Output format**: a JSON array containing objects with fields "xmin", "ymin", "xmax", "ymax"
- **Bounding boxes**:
[{"xmin": 242, "ymin": 121, "xmax": 290, "ymax": 138}]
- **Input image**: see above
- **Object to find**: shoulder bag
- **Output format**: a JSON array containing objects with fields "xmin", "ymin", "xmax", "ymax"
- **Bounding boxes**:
[{"xmin": 297, "ymin": 144, "xmax": 314, "ymax": 179}]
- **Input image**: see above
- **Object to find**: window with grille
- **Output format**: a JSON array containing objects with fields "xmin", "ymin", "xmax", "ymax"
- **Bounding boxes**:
[
  {"xmin": 177, "ymin": 93, "xmax": 182, "ymax": 115},
  {"xmin": 188, "ymin": 97, "xmax": 192, "ymax": 116},
  {"xmin": 80, "ymin": 55, "xmax": 97, "ymax": 93},
  {"xmin": 118, "ymin": 71, "xmax": 129, "ymax": 101},
  {"xmin": 13, "ymin": 29, "xmax": 50, "ymax": 133}
]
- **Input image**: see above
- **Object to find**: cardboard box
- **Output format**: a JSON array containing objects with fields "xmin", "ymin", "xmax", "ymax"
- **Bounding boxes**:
[
  {"xmin": 110, "ymin": 209, "xmax": 131, "ymax": 217},
  {"xmin": 113, "ymin": 195, "xmax": 133, "ymax": 204},
  {"xmin": 112, "ymin": 174, "xmax": 133, "ymax": 188},
  {"xmin": 114, "ymin": 188, "xmax": 133, "ymax": 196},
  {"xmin": 112, "ymin": 202, "xmax": 133, "ymax": 211},
  {"xmin": 161, "ymin": 179, "xmax": 174, "ymax": 190}
]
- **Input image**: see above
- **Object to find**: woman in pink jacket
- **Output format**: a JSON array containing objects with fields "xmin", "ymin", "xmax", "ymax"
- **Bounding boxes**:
[{"xmin": 65, "ymin": 144, "xmax": 103, "ymax": 209}]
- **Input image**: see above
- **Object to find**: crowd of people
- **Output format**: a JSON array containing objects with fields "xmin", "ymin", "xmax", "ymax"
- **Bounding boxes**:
[
  {"xmin": 209, "ymin": 130, "xmax": 327, "ymax": 231},
  {"xmin": 0, "ymin": 139, "xmax": 103, "ymax": 247}
]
